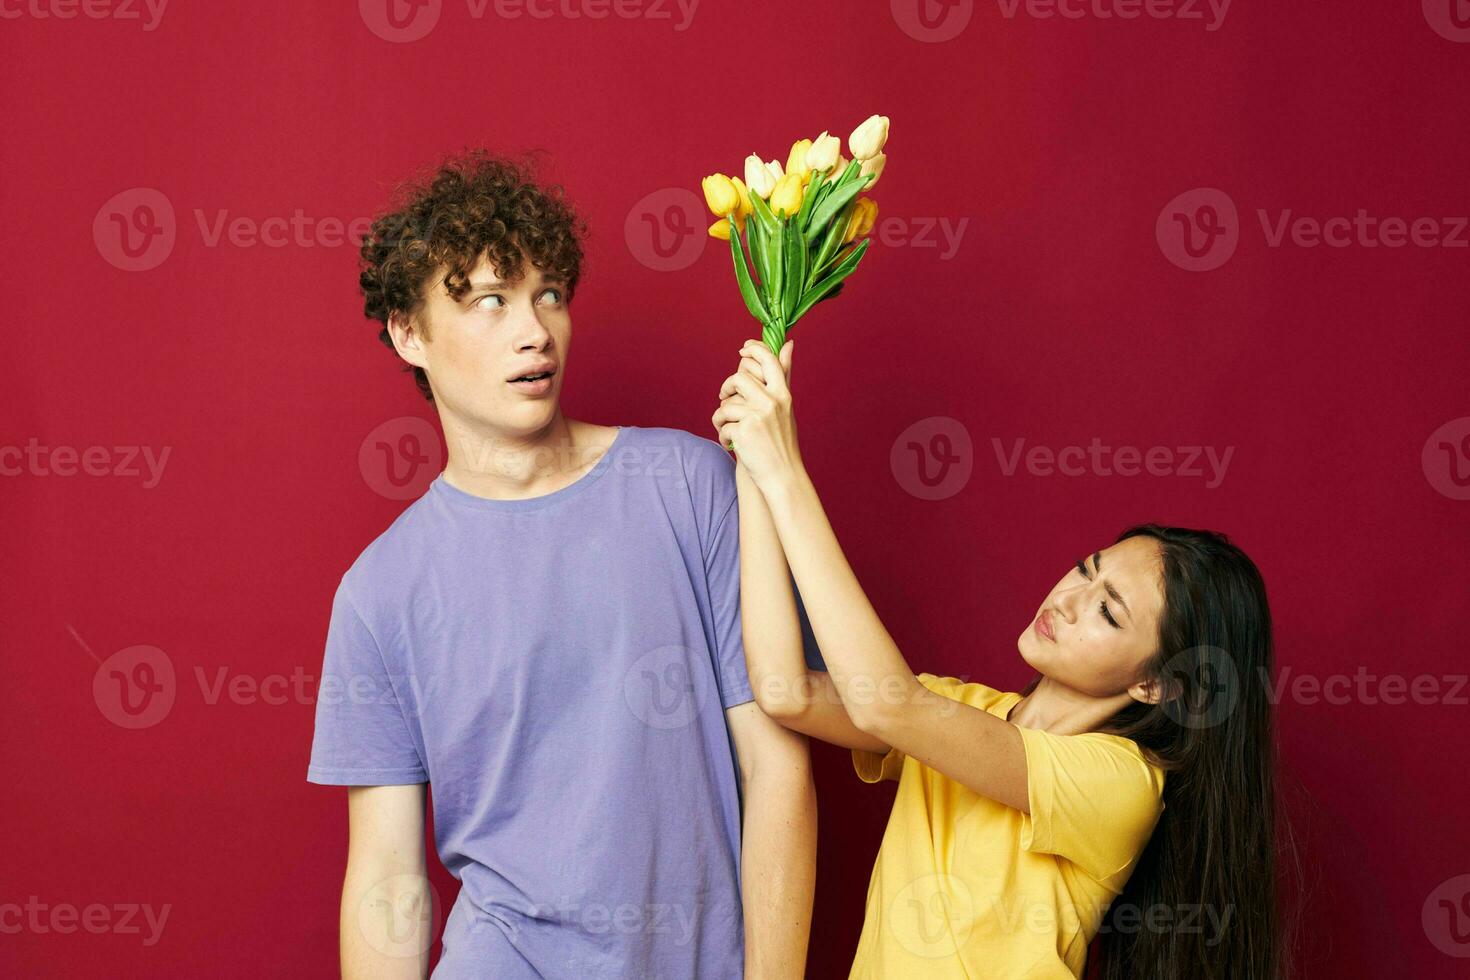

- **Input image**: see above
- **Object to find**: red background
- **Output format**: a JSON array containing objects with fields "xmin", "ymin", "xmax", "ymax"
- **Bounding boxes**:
[{"xmin": 4, "ymin": 1, "xmax": 1468, "ymax": 976}]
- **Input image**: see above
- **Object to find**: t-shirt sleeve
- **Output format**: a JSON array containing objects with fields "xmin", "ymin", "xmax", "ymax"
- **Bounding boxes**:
[
  {"xmin": 1017, "ymin": 727, "xmax": 1166, "ymax": 884},
  {"xmin": 850, "ymin": 673, "xmax": 976, "ymax": 783},
  {"xmin": 306, "ymin": 580, "xmax": 429, "ymax": 786},
  {"xmin": 852, "ymin": 744, "xmax": 906, "ymax": 783},
  {"xmin": 793, "ymin": 577, "xmax": 826, "ymax": 672},
  {"xmin": 703, "ymin": 467, "xmax": 755, "ymax": 711}
]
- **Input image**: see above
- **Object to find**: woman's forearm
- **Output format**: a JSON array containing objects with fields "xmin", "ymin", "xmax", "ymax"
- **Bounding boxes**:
[{"xmin": 759, "ymin": 465, "xmax": 922, "ymax": 732}]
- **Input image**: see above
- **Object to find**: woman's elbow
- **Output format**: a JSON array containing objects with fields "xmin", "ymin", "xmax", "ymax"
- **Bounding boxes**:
[
  {"xmin": 846, "ymin": 702, "xmax": 894, "ymax": 739},
  {"xmin": 750, "ymin": 673, "xmax": 814, "ymax": 726}
]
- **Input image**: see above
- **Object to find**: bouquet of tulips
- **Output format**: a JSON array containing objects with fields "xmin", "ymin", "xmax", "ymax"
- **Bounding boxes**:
[{"xmin": 701, "ymin": 114, "xmax": 889, "ymax": 356}]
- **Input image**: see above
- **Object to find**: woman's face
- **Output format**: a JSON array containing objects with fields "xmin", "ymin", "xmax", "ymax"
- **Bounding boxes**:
[{"xmin": 1017, "ymin": 535, "xmax": 1168, "ymax": 699}]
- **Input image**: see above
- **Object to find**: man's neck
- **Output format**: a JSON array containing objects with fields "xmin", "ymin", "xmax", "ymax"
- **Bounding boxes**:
[{"xmin": 439, "ymin": 410, "xmax": 607, "ymax": 501}]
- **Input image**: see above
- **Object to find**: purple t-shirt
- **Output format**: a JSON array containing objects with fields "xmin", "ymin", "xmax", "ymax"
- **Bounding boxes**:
[{"xmin": 307, "ymin": 425, "xmax": 754, "ymax": 979}]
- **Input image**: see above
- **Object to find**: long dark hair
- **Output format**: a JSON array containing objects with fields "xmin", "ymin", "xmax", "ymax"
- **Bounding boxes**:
[{"xmin": 1025, "ymin": 523, "xmax": 1295, "ymax": 979}]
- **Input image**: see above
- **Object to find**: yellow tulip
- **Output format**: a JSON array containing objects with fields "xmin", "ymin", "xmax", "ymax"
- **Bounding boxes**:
[
  {"xmin": 701, "ymin": 174, "xmax": 740, "ymax": 217},
  {"xmin": 769, "ymin": 172, "xmax": 805, "ymax": 217},
  {"xmin": 708, "ymin": 219, "xmax": 733, "ymax": 240},
  {"xmin": 786, "ymin": 138, "xmax": 814, "ymax": 180},
  {"xmin": 843, "ymin": 198, "xmax": 879, "ymax": 244},
  {"xmin": 849, "ymin": 114, "xmax": 890, "ymax": 162},
  {"xmin": 744, "ymin": 154, "xmax": 775, "ymax": 199},
  {"xmin": 859, "ymin": 151, "xmax": 887, "ymax": 189},
  {"xmin": 806, "ymin": 130, "xmax": 841, "ymax": 172},
  {"xmin": 731, "ymin": 176, "xmax": 754, "ymax": 219}
]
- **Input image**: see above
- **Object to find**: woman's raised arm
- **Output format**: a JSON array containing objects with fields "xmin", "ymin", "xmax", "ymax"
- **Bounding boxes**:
[{"xmin": 720, "ymin": 387, "xmax": 889, "ymax": 753}]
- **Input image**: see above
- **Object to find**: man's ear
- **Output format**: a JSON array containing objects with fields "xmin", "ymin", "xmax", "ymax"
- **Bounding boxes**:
[{"xmin": 386, "ymin": 310, "xmax": 429, "ymax": 370}]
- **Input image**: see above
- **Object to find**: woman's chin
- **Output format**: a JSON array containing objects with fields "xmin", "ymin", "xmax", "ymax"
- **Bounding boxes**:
[{"xmin": 1017, "ymin": 631, "xmax": 1045, "ymax": 671}]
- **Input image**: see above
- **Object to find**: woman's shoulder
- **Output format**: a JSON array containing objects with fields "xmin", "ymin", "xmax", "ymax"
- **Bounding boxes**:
[{"xmin": 915, "ymin": 672, "xmax": 1022, "ymax": 717}]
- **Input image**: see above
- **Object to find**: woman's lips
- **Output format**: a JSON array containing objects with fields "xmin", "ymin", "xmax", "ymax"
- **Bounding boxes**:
[{"xmin": 1035, "ymin": 609, "xmax": 1056, "ymax": 642}]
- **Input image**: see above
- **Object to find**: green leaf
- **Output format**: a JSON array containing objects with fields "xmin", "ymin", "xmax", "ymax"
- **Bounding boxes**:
[
  {"xmin": 796, "ymin": 167, "xmax": 833, "ymax": 234},
  {"xmin": 789, "ymin": 238, "xmax": 869, "ymax": 326},
  {"xmin": 749, "ymin": 191, "xmax": 779, "ymax": 240},
  {"xmin": 815, "ymin": 281, "xmax": 845, "ymax": 305},
  {"xmin": 728, "ymin": 216, "xmax": 770, "ymax": 323},
  {"xmin": 747, "ymin": 214, "xmax": 769, "ymax": 289},
  {"xmin": 807, "ymin": 197, "xmax": 857, "ymax": 289},
  {"xmin": 782, "ymin": 214, "xmax": 806, "ymax": 321},
  {"xmin": 804, "ymin": 170, "xmax": 874, "ymax": 244},
  {"xmin": 768, "ymin": 216, "xmax": 785, "ymax": 303}
]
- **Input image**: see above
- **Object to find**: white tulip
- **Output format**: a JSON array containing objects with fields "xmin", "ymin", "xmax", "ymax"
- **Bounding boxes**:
[
  {"xmin": 859, "ymin": 152, "xmax": 886, "ymax": 189},
  {"xmin": 849, "ymin": 114, "xmax": 890, "ymax": 161},
  {"xmin": 805, "ymin": 130, "xmax": 841, "ymax": 172},
  {"xmin": 744, "ymin": 154, "xmax": 776, "ymax": 199}
]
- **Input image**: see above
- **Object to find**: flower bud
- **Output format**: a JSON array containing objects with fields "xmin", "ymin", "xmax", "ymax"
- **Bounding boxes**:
[{"xmin": 849, "ymin": 114, "xmax": 890, "ymax": 162}]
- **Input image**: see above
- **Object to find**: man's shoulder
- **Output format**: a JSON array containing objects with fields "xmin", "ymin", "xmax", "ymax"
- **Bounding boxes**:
[
  {"xmin": 335, "ymin": 491, "xmax": 439, "ymax": 604},
  {"xmin": 625, "ymin": 425, "xmax": 735, "ymax": 492},
  {"xmin": 625, "ymin": 424, "xmax": 729, "ymax": 462}
]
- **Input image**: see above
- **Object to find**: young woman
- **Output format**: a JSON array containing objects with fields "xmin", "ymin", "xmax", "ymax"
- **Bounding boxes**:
[{"xmin": 711, "ymin": 339, "xmax": 1284, "ymax": 979}]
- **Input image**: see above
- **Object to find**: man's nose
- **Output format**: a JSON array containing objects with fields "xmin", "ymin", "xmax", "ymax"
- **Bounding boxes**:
[{"xmin": 514, "ymin": 311, "xmax": 554, "ymax": 351}]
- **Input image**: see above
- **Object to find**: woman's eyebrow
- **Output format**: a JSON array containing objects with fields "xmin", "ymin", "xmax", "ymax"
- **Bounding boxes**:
[{"xmin": 1093, "ymin": 550, "xmax": 1133, "ymax": 618}]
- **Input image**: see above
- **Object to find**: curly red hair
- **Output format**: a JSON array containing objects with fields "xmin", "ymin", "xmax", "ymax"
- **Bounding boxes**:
[{"xmin": 357, "ymin": 148, "xmax": 590, "ymax": 401}]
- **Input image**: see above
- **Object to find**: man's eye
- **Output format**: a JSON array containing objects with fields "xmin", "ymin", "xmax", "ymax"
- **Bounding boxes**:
[
  {"xmin": 540, "ymin": 288, "xmax": 563, "ymax": 304},
  {"xmin": 475, "ymin": 294, "xmax": 504, "ymax": 310}
]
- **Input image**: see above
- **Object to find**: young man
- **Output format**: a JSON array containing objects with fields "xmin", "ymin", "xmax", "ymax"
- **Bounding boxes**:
[{"xmin": 307, "ymin": 150, "xmax": 815, "ymax": 979}]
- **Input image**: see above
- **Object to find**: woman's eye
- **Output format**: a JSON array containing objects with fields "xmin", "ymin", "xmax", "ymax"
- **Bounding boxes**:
[
  {"xmin": 1075, "ymin": 559, "xmax": 1090, "ymax": 578},
  {"xmin": 1100, "ymin": 601, "xmax": 1121, "ymax": 629}
]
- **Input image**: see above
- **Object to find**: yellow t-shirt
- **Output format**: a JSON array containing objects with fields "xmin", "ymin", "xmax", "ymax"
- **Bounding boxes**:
[{"xmin": 848, "ymin": 673, "xmax": 1166, "ymax": 979}]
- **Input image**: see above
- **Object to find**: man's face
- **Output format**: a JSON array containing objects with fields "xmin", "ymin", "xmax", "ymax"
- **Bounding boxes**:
[{"xmin": 391, "ymin": 249, "xmax": 571, "ymax": 440}]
